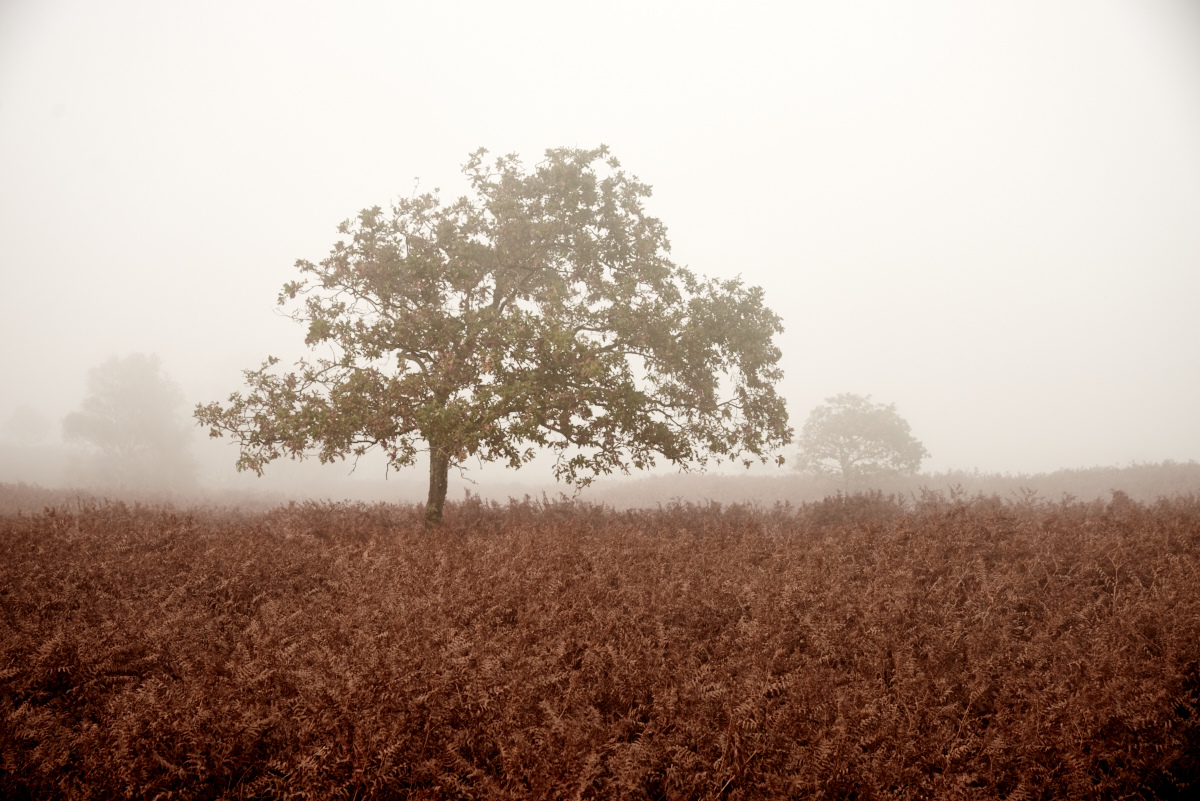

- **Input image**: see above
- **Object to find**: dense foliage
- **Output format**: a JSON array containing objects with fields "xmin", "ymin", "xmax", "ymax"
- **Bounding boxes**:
[
  {"xmin": 195, "ymin": 147, "xmax": 791, "ymax": 524},
  {"xmin": 2, "ymin": 490, "xmax": 1198, "ymax": 799}
]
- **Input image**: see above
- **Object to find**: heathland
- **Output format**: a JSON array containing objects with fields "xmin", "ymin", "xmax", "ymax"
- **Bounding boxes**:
[{"xmin": 2, "ymin": 480, "xmax": 1198, "ymax": 799}]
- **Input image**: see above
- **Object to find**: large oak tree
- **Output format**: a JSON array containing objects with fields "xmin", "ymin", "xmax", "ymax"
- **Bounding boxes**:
[{"xmin": 196, "ymin": 147, "xmax": 791, "ymax": 524}]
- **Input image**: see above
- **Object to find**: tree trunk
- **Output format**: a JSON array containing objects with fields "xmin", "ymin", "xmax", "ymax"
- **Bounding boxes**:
[{"xmin": 424, "ymin": 447, "xmax": 450, "ymax": 527}]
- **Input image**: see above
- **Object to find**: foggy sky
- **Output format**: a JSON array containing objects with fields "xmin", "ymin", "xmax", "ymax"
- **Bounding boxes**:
[{"xmin": 2, "ymin": 0, "xmax": 1198, "ymax": 484}]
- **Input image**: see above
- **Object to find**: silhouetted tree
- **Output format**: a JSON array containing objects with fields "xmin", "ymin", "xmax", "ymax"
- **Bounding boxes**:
[
  {"xmin": 63, "ymin": 353, "xmax": 196, "ymax": 489},
  {"xmin": 196, "ymin": 146, "xmax": 792, "ymax": 525},
  {"xmin": 796, "ymin": 393, "xmax": 928, "ymax": 488}
]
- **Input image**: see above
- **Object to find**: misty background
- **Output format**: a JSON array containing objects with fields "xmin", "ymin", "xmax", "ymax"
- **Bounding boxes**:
[{"xmin": 2, "ymin": 0, "xmax": 1198, "ymax": 502}]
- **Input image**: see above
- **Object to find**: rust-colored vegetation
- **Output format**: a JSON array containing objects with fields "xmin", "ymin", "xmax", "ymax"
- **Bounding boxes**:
[{"xmin": 2, "ymin": 487, "xmax": 1198, "ymax": 799}]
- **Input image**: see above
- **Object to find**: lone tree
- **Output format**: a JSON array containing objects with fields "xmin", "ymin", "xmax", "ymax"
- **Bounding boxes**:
[
  {"xmin": 795, "ymin": 393, "xmax": 928, "ymax": 487},
  {"xmin": 63, "ymin": 353, "xmax": 197, "ymax": 489},
  {"xmin": 196, "ymin": 147, "xmax": 791, "ymax": 525}
]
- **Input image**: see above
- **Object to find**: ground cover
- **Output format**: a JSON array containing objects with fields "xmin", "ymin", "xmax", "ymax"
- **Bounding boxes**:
[{"xmin": 2, "ymin": 489, "xmax": 1198, "ymax": 799}]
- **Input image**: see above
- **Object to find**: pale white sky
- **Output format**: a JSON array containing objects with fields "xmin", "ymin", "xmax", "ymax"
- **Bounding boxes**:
[{"xmin": 2, "ymin": 0, "xmax": 1198, "ymax": 484}]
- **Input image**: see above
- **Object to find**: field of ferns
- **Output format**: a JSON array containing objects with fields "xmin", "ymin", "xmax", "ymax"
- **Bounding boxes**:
[{"xmin": 2, "ymin": 484, "xmax": 1199, "ymax": 799}]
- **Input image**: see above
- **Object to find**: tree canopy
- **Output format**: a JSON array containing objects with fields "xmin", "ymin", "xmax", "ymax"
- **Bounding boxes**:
[
  {"xmin": 195, "ymin": 146, "xmax": 792, "ymax": 524},
  {"xmin": 63, "ymin": 353, "xmax": 196, "ymax": 489},
  {"xmin": 795, "ymin": 393, "xmax": 928, "ymax": 486}
]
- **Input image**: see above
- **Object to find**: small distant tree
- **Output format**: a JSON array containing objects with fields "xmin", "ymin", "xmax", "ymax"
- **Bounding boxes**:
[
  {"xmin": 63, "ymin": 353, "xmax": 196, "ymax": 489},
  {"xmin": 195, "ymin": 146, "xmax": 792, "ymax": 525},
  {"xmin": 1, "ymin": 404, "xmax": 51, "ymax": 447},
  {"xmin": 795, "ymin": 393, "xmax": 928, "ymax": 488}
]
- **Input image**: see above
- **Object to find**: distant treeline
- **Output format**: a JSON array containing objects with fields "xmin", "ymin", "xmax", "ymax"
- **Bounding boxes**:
[
  {"xmin": 0, "ymin": 482, "xmax": 288, "ymax": 518},
  {"xmin": 582, "ymin": 461, "xmax": 1200, "ymax": 509},
  {"xmin": 1, "ymin": 461, "xmax": 1198, "ymax": 517}
]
